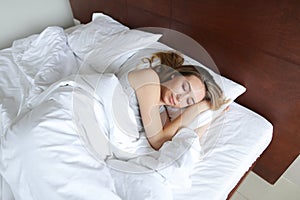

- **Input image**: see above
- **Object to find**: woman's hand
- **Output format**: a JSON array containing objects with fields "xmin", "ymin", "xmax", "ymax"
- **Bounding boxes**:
[
  {"xmin": 187, "ymin": 100, "xmax": 211, "ymax": 115},
  {"xmin": 194, "ymin": 105, "xmax": 230, "ymax": 139},
  {"xmin": 177, "ymin": 100, "xmax": 211, "ymax": 127}
]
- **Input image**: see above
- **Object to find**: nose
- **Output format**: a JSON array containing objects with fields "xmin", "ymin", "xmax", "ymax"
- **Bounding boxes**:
[{"xmin": 176, "ymin": 92, "xmax": 189, "ymax": 103}]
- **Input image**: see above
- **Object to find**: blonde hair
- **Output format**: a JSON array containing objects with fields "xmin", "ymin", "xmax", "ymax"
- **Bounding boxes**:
[{"xmin": 146, "ymin": 51, "xmax": 229, "ymax": 110}]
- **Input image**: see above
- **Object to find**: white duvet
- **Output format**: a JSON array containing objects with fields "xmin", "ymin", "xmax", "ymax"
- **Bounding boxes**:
[
  {"xmin": 0, "ymin": 73, "xmax": 203, "ymax": 200},
  {"xmin": 0, "ymin": 82, "xmax": 119, "ymax": 200}
]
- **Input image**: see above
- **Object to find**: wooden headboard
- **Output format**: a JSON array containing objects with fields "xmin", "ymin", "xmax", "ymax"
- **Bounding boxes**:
[{"xmin": 69, "ymin": 0, "xmax": 300, "ymax": 184}]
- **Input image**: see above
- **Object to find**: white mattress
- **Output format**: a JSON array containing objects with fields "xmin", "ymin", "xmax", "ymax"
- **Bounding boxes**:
[{"xmin": 0, "ymin": 13, "xmax": 273, "ymax": 200}]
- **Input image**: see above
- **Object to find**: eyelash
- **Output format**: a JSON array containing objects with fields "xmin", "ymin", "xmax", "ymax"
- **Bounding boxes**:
[
  {"xmin": 182, "ymin": 82, "xmax": 190, "ymax": 91},
  {"xmin": 187, "ymin": 98, "xmax": 195, "ymax": 105},
  {"xmin": 182, "ymin": 82, "xmax": 195, "ymax": 105}
]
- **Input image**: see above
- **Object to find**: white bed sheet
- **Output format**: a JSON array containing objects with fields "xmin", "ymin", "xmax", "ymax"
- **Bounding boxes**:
[
  {"xmin": 173, "ymin": 102, "xmax": 272, "ymax": 199},
  {"xmin": 0, "ymin": 15, "xmax": 273, "ymax": 200}
]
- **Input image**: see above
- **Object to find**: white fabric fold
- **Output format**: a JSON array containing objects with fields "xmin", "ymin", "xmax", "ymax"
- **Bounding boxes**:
[{"xmin": 108, "ymin": 127, "xmax": 202, "ymax": 190}]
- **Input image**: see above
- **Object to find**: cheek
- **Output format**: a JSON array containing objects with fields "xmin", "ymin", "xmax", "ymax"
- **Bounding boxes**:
[
  {"xmin": 165, "ymin": 89, "xmax": 173, "ymax": 99},
  {"xmin": 179, "ymin": 101, "xmax": 188, "ymax": 108},
  {"xmin": 161, "ymin": 88, "xmax": 169, "ymax": 101},
  {"xmin": 195, "ymin": 90, "xmax": 206, "ymax": 103}
]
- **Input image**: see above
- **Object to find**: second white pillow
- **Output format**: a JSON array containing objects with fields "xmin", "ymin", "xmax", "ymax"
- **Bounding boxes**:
[{"xmin": 84, "ymin": 30, "xmax": 162, "ymax": 74}]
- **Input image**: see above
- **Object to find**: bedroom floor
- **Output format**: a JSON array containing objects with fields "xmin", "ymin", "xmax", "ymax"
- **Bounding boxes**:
[{"xmin": 230, "ymin": 155, "xmax": 300, "ymax": 200}]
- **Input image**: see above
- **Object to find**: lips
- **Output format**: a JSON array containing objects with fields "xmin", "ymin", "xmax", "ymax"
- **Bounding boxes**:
[{"xmin": 169, "ymin": 94, "xmax": 175, "ymax": 105}]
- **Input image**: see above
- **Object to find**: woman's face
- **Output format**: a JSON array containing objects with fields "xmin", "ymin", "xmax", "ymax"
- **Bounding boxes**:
[{"xmin": 160, "ymin": 75, "xmax": 206, "ymax": 108}]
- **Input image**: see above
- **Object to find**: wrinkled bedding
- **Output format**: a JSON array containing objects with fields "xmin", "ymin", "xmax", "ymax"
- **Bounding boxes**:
[
  {"xmin": 0, "ymin": 13, "xmax": 273, "ymax": 200},
  {"xmin": 1, "ymin": 85, "xmax": 119, "ymax": 200},
  {"xmin": 0, "ymin": 73, "xmax": 202, "ymax": 200}
]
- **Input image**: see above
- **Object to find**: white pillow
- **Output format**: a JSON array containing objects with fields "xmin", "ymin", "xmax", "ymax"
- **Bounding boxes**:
[
  {"xmin": 67, "ymin": 13, "xmax": 129, "ymax": 59},
  {"xmin": 84, "ymin": 30, "xmax": 161, "ymax": 74},
  {"xmin": 115, "ymin": 45, "xmax": 246, "ymax": 128},
  {"xmin": 12, "ymin": 26, "xmax": 79, "ymax": 96}
]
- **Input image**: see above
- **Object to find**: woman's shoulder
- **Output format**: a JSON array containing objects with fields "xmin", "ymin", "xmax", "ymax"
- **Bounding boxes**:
[{"xmin": 128, "ymin": 68, "xmax": 160, "ymax": 88}]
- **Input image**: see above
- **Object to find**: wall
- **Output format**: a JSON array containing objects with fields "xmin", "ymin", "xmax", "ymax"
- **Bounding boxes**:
[{"xmin": 0, "ymin": 0, "xmax": 74, "ymax": 49}]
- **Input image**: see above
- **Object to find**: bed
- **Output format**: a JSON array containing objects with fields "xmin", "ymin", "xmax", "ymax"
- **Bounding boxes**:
[{"xmin": 0, "ymin": 1, "xmax": 273, "ymax": 200}]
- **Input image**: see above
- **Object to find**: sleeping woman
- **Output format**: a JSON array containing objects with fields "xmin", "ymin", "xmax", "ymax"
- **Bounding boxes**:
[{"xmin": 118, "ymin": 51, "xmax": 229, "ymax": 150}]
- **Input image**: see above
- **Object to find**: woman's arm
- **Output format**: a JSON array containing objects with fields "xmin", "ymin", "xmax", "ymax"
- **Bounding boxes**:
[
  {"xmin": 194, "ymin": 105, "xmax": 230, "ymax": 138},
  {"xmin": 150, "ymin": 100, "xmax": 210, "ymax": 150},
  {"xmin": 129, "ymin": 68, "xmax": 210, "ymax": 150},
  {"xmin": 161, "ymin": 101, "xmax": 211, "ymax": 137}
]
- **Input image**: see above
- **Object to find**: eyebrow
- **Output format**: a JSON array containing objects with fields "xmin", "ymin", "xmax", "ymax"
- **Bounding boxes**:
[{"xmin": 185, "ymin": 81, "xmax": 191, "ymax": 91}]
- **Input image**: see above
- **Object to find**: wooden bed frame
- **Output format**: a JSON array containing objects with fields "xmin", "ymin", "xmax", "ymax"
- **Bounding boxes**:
[{"xmin": 69, "ymin": 0, "xmax": 300, "ymax": 185}]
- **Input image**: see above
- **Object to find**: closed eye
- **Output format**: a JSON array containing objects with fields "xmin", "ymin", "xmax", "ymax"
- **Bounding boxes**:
[
  {"xmin": 182, "ymin": 81, "xmax": 191, "ymax": 92},
  {"xmin": 187, "ymin": 97, "xmax": 195, "ymax": 105}
]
